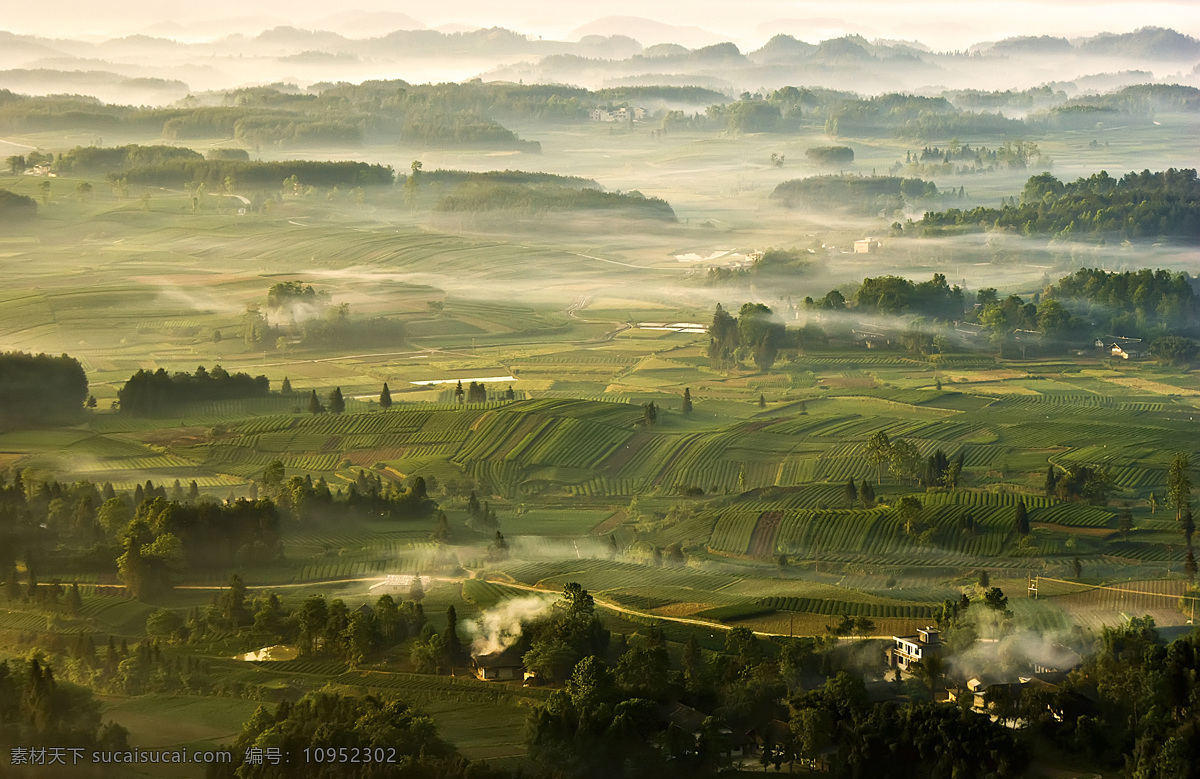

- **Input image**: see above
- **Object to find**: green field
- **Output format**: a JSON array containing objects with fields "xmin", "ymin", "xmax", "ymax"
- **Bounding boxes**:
[{"xmin": 1, "ymin": 84, "xmax": 1198, "ymax": 775}]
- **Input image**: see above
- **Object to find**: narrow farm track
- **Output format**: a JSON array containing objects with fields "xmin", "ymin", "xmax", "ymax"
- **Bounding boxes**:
[{"xmin": 174, "ymin": 575, "xmax": 866, "ymax": 639}]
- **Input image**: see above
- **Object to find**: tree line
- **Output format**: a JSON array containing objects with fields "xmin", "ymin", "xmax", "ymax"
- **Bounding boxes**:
[
  {"xmin": 797, "ymin": 267, "xmax": 1198, "ymax": 361},
  {"xmin": 920, "ymin": 168, "xmax": 1200, "ymax": 241},
  {"xmin": 434, "ymin": 181, "xmax": 676, "ymax": 220},
  {"xmin": 117, "ymin": 365, "xmax": 270, "ymax": 415},
  {"xmin": 0, "ymin": 188, "xmax": 37, "ymax": 220},
  {"xmin": 0, "ymin": 351, "xmax": 88, "ymax": 429},
  {"xmin": 114, "ymin": 158, "xmax": 395, "ymax": 189},
  {"xmin": 770, "ymin": 174, "xmax": 939, "ymax": 214},
  {"xmin": 706, "ymin": 302, "xmax": 787, "ymax": 371}
]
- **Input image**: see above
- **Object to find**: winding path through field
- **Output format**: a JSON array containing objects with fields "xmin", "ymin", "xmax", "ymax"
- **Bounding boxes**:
[{"xmin": 176, "ymin": 575, "xmax": 873, "ymax": 640}]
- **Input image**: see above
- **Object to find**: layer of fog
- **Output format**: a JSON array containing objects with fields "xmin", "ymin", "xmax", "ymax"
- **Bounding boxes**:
[
  {"xmin": 4, "ymin": 2, "xmax": 1198, "ymax": 55},
  {"xmin": 1, "ymin": 10, "xmax": 1198, "ymax": 101}
]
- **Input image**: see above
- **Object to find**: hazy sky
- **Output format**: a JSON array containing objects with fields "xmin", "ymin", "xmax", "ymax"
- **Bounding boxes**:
[{"xmin": 10, "ymin": 0, "xmax": 1200, "ymax": 47}]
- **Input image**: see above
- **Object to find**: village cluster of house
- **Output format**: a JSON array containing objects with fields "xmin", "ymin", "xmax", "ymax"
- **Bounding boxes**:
[
  {"xmin": 464, "ymin": 625, "xmax": 1087, "ymax": 772},
  {"xmin": 889, "ymin": 626, "xmax": 1089, "ymax": 723},
  {"xmin": 588, "ymin": 106, "xmax": 648, "ymax": 122}
]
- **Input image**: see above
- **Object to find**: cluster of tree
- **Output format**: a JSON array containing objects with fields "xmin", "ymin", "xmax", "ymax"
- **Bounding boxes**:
[
  {"xmin": 210, "ymin": 691, "xmax": 501, "ymax": 779},
  {"xmin": 265, "ymin": 280, "xmax": 329, "ymax": 313},
  {"xmin": 1047, "ymin": 267, "xmax": 1199, "ymax": 337},
  {"xmin": 465, "ymin": 491, "xmax": 499, "ymax": 530},
  {"xmin": 942, "ymin": 86, "xmax": 1066, "ymax": 113},
  {"xmin": 920, "ymin": 168, "xmax": 1200, "ymax": 241},
  {"xmin": 524, "ymin": 588, "xmax": 1034, "ymax": 779},
  {"xmin": 706, "ymin": 303, "xmax": 787, "ymax": 371},
  {"xmin": 117, "ymin": 365, "xmax": 270, "ymax": 415},
  {"xmin": 804, "ymin": 145, "xmax": 854, "ymax": 164},
  {"xmin": 521, "ymin": 584, "xmax": 611, "ymax": 683},
  {"xmin": 260, "ymin": 461, "xmax": 437, "ymax": 522},
  {"xmin": 117, "ymin": 497, "xmax": 281, "ymax": 598},
  {"xmin": 1018, "ymin": 617, "xmax": 1200, "ymax": 776},
  {"xmin": 453, "ymin": 380, "xmax": 489, "ymax": 403},
  {"xmin": 290, "ymin": 591, "xmax": 430, "ymax": 667},
  {"xmin": 788, "ymin": 678, "xmax": 1026, "ymax": 776},
  {"xmin": 300, "ymin": 306, "xmax": 407, "ymax": 349},
  {"xmin": 0, "ymin": 188, "xmax": 37, "ymax": 220},
  {"xmin": 707, "ymin": 97, "xmax": 785, "ymax": 133},
  {"xmin": 891, "ymin": 139, "xmax": 1048, "ymax": 177},
  {"xmin": 114, "ymin": 159, "xmax": 394, "ymax": 189},
  {"xmin": 55, "ymin": 144, "xmax": 203, "ymax": 174},
  {"xmin": 0, "ymin": 658, "xmax": 130, "ymax": 752},
  {"xmin": 799, "ymin": 265, "xmax": 1198, "ymax": 360},
  {"xmin": 1032, "ymin": 103, "xmax": 1148, "ymax": 131},
  {"xmin": 865, "ymin": 432, "xmax": 964, "ymax": 491},
  {"xmin": 434, "ymin": 182, "xmax": 676, "ymax": 220},
  {"xmin": 56, "ymin": 628, "xmax": 219, "ymax": 697},
  {"xmin": 1044, "ymin": 463, "xmax": 1118, "ymax": 506},
  {"xmin": 0, "ymin": 351, "xmax": 88, "ymax": 429},
  {"xmin": 771, "ymin": 174, "xmax": 938, "ymax": 214},
  {"xmin": 208, "ymin": 148, "xmax": 251, "ymax": 161},
  {"xmin": 413, "ymin": 168, "xmax": 598, "ymax": 190},
  {"xmin": 1, "ymin": 472, "xmax": 191, "ymax": 571},
  {"xmin": 1062, "ymin": 83, "xmax": 1200, "ymax": 114},
  {"xmin": 705, "ymin": 247, "xmax": 817, "ymax": 285},
  {"xmin": 823, "ymin": 93, "xmax": 1025, "ymax": 138},
  {"xmin": 401, "ymin": 111, "xmax": 540, "ymax": 151},
  {"xmin": 244, "ymin": 285, "xmax": 405, "ymax": 351},
  {"xmin": 853, "ymin": 273, "xmax": 965, "ymax": 319},
  {"xmin": 839, "ymin": 477, "xmax": 876, "ymax": 509}
]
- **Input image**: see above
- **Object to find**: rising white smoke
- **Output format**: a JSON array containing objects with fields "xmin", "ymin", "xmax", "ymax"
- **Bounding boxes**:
[{"xmin": 467, "ymin": 594, "xmax": 556, "ymax": 657}]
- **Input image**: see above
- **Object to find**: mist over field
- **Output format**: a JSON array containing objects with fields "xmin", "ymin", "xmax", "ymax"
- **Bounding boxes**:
[{"xmin": 0, "ymin": 3, "xmax": 1198, "ymax": 778}]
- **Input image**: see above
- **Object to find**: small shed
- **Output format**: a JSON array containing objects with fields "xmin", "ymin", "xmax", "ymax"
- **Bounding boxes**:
[
  {"xmin": 853, "ymin": 238, "xmax": 881, "ymax": 253},
  {"xmin": 470, "ymin": 647, "xmax": 525, "ymax": 681}
]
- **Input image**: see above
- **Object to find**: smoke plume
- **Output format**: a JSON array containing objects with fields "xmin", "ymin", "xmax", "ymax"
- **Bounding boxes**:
[{"xmin": 467, "ymin": 594, "xmax": 555, "ymax": 657}]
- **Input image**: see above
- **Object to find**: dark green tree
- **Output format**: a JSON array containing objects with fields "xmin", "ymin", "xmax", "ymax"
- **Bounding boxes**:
[
  {"xmin": 706, "ymin": 303, "xmax": 739, "ymax": 368},
  {"xmin": 844, "ymin": 478, "xmax": 857, "ymax": 508},
  {"xmin": 443, "ymin": 605, "xmax": 462, "ymax": 663},
  {"xmin": 859, "ymin": 481, "xmax": 875, "ymax": 508},
  {"xmin": 65, "ymin": 583, "xmax": 83, "ymax": 616},
  {"xmin": 681, "ymin": 387, "xmax": 693, "ymax": 414},
  {"xmin": 305, "ymin": 390, "xmax": 323, "ymax": 414},
  {"xmin": 327, "ymin": 387, "xmax": 345, "ymax": 414},
  {"xmin": 222, "ymin": 573, "xmax": 250, "ymax": 629},
  {"xmin": 1119, "ymin": 507, "xmax": 1134, "ymax": 540},
  {"xmin": 1015, "ymin": 501, "xmax": 1030, "ymax": 536},
  {"xmin": 431, "ymin": 511, "xmax": 450, "ymax": 543},
  {"xmin": 379, "ymin": 383, "xmax": 392, "ymax": 409},
  {"xmin": 1045, "ymin": 465, "xmax": 1058, "ymax": 497}
]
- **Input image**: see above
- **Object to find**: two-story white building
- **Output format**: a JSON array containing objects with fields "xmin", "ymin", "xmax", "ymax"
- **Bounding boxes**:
[{"xmin": 889, "ymin": 626, "xmax": 941, "ymax": 670}]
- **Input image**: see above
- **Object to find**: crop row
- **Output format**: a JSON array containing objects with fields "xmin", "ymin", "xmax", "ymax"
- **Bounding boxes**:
[
  {"xmin": 520, "ymin": 418, "xmax": 633, "ymax": 470},
  {"xmin": 462, "ymin": 579, "xmax": 520, "ymax": 608},
  {"xmin": 759, "ymin": 596, "xmax": 935, "ymax": 619},
  {"xmin": 566, "ymin": 477, "xmax": 640, "ymax": 497},
  {"xmin": 692, "ymin": 603, "xmax": 777, "ymax": 621}
]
